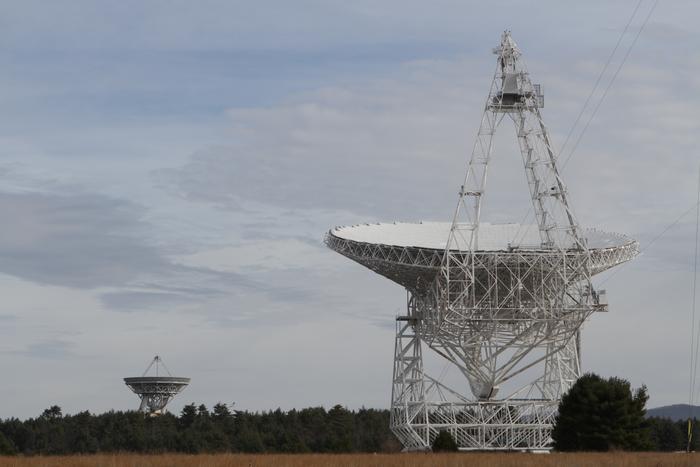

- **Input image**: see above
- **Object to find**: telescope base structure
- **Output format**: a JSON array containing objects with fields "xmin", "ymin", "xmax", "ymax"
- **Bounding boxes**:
[{"xmin": 390, "ymin": 315, "xmax": 571, "ymax": 451}]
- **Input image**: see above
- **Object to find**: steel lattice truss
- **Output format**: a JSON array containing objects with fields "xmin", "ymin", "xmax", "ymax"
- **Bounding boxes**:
[
  {"xmin": 390, "ymin": 318, "xmax": 559, "ymax": 450},
  {"xmin": 326, "ymin": 31, "xmax": 638, "ymax": 451}
]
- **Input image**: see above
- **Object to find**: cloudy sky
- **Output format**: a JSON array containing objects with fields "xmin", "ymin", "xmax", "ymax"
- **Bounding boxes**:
[{"xmin": 0, "ymin": 0, "xmax": 698, "ymax": 418}]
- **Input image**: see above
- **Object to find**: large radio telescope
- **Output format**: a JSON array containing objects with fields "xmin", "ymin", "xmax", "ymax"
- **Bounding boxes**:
[
  {"xmin": 124, "ymin": 355, "xmax": 190, "ymax": 415},
  {"xmin": 326, "ymin": 31, "xmax": 638, "ymax": 451}
]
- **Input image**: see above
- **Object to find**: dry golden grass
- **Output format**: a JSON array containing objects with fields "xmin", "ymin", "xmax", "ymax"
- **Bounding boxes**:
[{"xmin": 0, "ymin": 452, "xmax": 699, "ymax": 467}]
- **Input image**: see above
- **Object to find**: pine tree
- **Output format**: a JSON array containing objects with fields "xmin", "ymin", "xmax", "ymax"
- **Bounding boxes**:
[
  {"xmin": 552, "ymin": 373, "xmax": 652, "ymax": 451},
  {"xmin": 432, "ymin": 431, "xmax": 458, "ymax": 452},
  {"xmin": 648, "ymin": 417, "xmax": 684, "ymax": 451},
  {"xmin": 327, "ymin": 405, "xmax": 353, "ymax": 452},
  {"xmin": 0, "ymin": 431, "xmax": 16, "ymax": 455}
]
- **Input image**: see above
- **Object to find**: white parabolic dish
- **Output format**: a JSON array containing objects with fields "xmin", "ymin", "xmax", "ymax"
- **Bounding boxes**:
[
  {"xmin": 326, "ymin": 222, "xmax": 639, "ymax": 292},
  {"xmin": 332, "ymin": 222, "xmax": 634, "ymax": 251}
]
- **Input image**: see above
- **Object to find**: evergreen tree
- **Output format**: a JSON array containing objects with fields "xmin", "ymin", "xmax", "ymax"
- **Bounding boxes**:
[
  {"xmin": 298, "ymin": 407, "xmax": 328, "ymax": 452},
  {"xmin": 40, "ymin": 406, "xmax": 62, "ymax": 420},
  {"xmin": 647, "ymin": 417, "xmax": 684, "ymax": 451},
  {"xmin": 0, "ymin": 431, "xmax": 16, "ymax": 455},
  {"xmin": 178, "ymin": 404, "xmax": 197, "ymax": 429},
  {"xmin": 552, "ymin": 373, "xmax": 652, "ymax": 451},
  {"xmin": 64, "ymin": 411, "xmax": 99, "ymax": 453},
  {"xmin": 327, "ymin": 405, "xmax": 353, "ymax": 452},
  {"xmin": 212, "ymin": 403, "xmax": 232, "ymax": 421},
  {"xmin": 432, "ymin": 431, "xmax": 458, "ymax": 452},
  {"xmin": 211, "ymin": 403, "xmax": 236, "ymax": 450}
]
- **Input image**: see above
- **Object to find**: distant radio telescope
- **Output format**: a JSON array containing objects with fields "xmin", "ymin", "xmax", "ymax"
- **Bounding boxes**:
[
  {"xmin": 326, "ymin": 31, "xmax": 638, "ymax": 451},
  {"xmin": 124, "ymin": 355, "xmax": 190, "ymax": 415}
]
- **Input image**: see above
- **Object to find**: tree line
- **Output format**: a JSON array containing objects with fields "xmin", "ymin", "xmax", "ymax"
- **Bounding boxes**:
[
  {"xmin": 0, "ymin": 404, "xmax": 399, "ymax": 455},
  {"xmin": 0, "ymin": 374, "xmax": 698, "ymax": 455}
]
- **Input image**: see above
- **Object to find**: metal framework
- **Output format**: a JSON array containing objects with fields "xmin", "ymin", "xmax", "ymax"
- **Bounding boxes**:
[
  {"xmin": 124, "ymin": 355, "xmax": 190, "ymax": 415},
  {"xmin": 326, "ymin": 31, "xmax": 638, "ymax": 451}
]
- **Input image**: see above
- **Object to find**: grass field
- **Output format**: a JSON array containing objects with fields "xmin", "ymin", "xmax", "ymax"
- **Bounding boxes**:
[{"xmin": 0, "ymin": 453, "xmax": 699, "ymax": 467}]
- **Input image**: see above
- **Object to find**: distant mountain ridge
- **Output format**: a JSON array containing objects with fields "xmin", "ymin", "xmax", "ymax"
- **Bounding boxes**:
[{"xmin": 646, "ymin": 404, "xmax": 700, "ymax": 421}]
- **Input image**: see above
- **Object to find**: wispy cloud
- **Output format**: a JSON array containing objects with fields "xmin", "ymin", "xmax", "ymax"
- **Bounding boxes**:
[
  {"xmin": 3, "ymin": 338, "xmax": 77, "ymax": 360},
  {"xmin": 0, "ymin": 190, "xmax": 164, "ymax": 288}
]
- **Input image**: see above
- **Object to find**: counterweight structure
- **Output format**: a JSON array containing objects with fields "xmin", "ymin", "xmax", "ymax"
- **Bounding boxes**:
[
  {"xmin": 124, "ymin": 355, "xmax": 190, "ymax": 415},
  {"xmin": 326, "ymin": 32, "xmax": 638, "ymax": 451}
]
